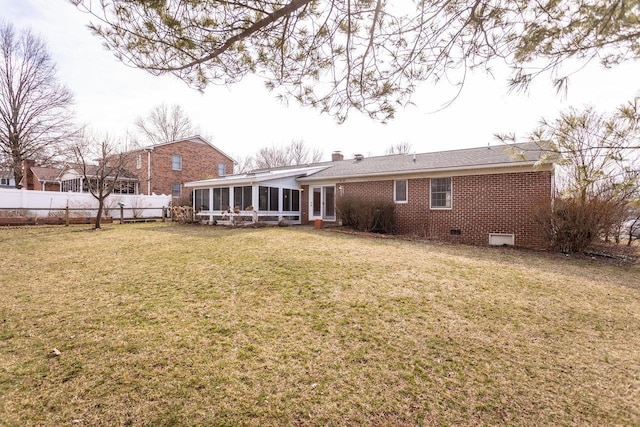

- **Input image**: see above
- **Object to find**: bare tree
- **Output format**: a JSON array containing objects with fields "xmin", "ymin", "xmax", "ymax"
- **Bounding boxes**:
[
  {"xmin": 386, "ymin": 142, "xmax": 413, "ymax": 155},
  {"xmin": 499, "ymin": 100, "xmax": 640, "ymax": 251},
  {"xmin": 0, "ymin": 22, "xmax": 77, "ymax": 187},
  {"xmin": 248, "ymin": 140, "xmax": 323, "ymax": 170},
  {"xmin": 134, "ymin": 103, "xmax": 196, "ymax": 146},
  {"xmin": 73, "ymin": 134, "xmax": 132, "ymax": 229},
  {"xmin": 232, "ymin": 155, "xmax": 253, "ymax": 174},
  {"xmin": 288, "ymin": 140, "xmax": 323, "ymax": 165},
  {"xmin": 73, "ymin": 1, "xmax": 640, "ymax": 122}
]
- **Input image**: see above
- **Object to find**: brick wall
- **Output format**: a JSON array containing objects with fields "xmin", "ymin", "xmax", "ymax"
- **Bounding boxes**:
[
  {"xmin": 130, "ymin": 140, "xmax": 234, "ymax": 199},
  {"xmin": 339, "ymin": 170, "xmax": 552, "ymax": 248},
  {"xmin": 37, "ymin": 181, "xmax": 60, "ymax": 192},
  {"xmin": 300, "ymin": 185, "xmax": 310, "ymax": 224}
]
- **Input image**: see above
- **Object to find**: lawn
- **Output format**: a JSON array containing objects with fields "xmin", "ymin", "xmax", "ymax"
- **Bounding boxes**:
[{"xmin": 1, "ymin": 223, "xmax": 639, "ymax": 426}]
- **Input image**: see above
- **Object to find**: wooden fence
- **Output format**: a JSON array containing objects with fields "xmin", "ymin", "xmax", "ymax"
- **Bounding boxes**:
[{"xmin": 0, "ymin": 206, "xmax": 169, "ymax": 227}]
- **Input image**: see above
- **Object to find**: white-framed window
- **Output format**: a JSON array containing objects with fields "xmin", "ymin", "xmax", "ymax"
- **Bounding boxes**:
[
  {"xmin": 172, "ymin": 182, "xmax": 181, "ymax": 198},
  {"xmin": 0, "ymin": 177, "xmax": 9, "ymax": 186},
  {"xmin": 394, "ymin": 179, "xmax": 408, "ymax": 203},
  {"xmin": 259, "ymin": 186, "xmax": 280, "ymax": 211},
  {"xmin": 136, "ymin": 154, "xmax": 142, "ymax": 169},
  {"xmin": 430, "ymin": 177, "xmax": 452, "ymax": 209},
  {"xmin": 172, "ymin": 155, "xmax": 182, "ymax": 171},
  {"xmin": 233, "ymin": 186, "xmax": 253, "ymax": 210},
  {"xmin": 218, "ymin": 162, "xmax": 226, "ymax": 176},
  {"xmin": 282, "ymin": 188, "xmax": 300, "ymax": 212},
  {"xmin": 194, "ymin": 189, "xmax": 210, "ymax": 211},
  {"xmin": 212, "ymin": 187, "xmax": 230, "ymax": 210}
]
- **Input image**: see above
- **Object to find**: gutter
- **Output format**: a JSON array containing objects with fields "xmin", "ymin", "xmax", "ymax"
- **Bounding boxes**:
[{"xmin": 296, "ymin": 161, "xmax": 552, "ymax": 183}]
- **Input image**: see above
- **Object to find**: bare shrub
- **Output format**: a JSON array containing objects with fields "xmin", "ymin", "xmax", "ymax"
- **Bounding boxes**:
[
  {"xmin": 536, "ymin": 197, "xmax": 620, "ymax": 253},
  {"xmin": 337, "ymin": 195, "xmax": 395, "ymax": 234}
]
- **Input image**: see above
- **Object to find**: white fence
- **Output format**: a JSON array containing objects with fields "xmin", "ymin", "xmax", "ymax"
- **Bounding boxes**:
[{"xmin": 0, "ymin": 188, "xmax": 172, "ymax": 219}]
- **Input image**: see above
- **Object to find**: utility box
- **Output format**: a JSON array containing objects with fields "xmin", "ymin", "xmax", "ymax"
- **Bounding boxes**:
[{"xmin": 489, "ymin": 233, "xmax": 515, "ymax": 246}]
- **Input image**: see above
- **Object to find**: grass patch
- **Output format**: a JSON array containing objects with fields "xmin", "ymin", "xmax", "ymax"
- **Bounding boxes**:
[{"xmin": 1, "ymin": 223, "xmax": 639, "ymax": 425}]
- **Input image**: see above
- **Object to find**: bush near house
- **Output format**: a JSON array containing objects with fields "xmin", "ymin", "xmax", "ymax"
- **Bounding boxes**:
[
  {"xmin": 336, "ymin": 194, "xmax": 395, "ymax": 233},
  {"xmin": 536, "ymin": 196, "xmax": 639, "ymax": 252}
]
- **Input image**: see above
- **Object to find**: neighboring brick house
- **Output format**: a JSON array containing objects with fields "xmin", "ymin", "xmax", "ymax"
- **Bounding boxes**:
[
  {"xmin": 185, "ymin": 143, "xmax": 555, "ymax": 248},
  {"xmin": 127, "ymin": 135, "xmax": 235, "ymax": 201},
  {"xmin": 18, "ymin": 136, "xmax": 235, "ymax": 202},
  {"xmin": 20, "ymin": 160, "xmax": 62, "ymax": 191}
]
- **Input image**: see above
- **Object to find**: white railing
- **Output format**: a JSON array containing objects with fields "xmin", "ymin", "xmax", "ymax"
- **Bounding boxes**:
[{"xmin": 195, "ymin": 209, "xmax": 301, "ymax": 224}]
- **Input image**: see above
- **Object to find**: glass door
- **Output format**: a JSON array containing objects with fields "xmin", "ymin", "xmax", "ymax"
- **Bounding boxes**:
[{"xmin": 310, "ymin": 186, "xmax": 335, "ymax": 220}]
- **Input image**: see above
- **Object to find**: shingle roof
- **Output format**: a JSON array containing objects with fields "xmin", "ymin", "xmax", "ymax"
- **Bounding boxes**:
[
  {"xmin": 63, "ymin": 163, "xmax": 138, "ymax": 180},
  {"xmin": 297, "ymin": 142, "xmax": 550, "ymax": 181},
  {"xmin": 30, "ymin": 166, "xmax": 61, "ymax": 181}
]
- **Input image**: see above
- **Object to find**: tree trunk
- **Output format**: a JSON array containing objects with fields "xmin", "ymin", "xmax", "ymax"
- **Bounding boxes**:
[{"xmin": 95, "ymin": 197, "xmax": 104, "ymax": 229}]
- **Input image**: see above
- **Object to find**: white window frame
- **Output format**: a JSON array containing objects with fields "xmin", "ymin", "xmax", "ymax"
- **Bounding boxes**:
[
  {"xmin": 172, "ymin": 182, "xmax": 181, "ymax": 198},
  {"xmin": 309, "ymin": 185, "xmax": 336, "ymax": 220},
  {"xmin": 430, "ymin": 177, "xmax": 452, "ymax": 209},
  {"xmin": 394, "ymin": 179, "xmax": 408, "ymax": 204},
  {"xmin": 136, "ymin": 154, "xmax": 142, "ymax": 169},
  {"xmin": 172, "ymin": 155, "xmax": 182, "ymax": 171},
  {"xmin": 218, "ymin": 162, "xmax": 226, "ymax": 176}
]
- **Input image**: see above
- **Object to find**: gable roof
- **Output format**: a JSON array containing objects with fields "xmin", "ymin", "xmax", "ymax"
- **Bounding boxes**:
[
  {"xmin": 129, "ymin": 135, "xmax": 236, "ymax": 163},
  {"xmin": 297, "ymin": 142, "xmax": 552, "ymax": 182},
  {"xmin": 31, "ymin": 166, "xmax": 62, "ymax": 181}
]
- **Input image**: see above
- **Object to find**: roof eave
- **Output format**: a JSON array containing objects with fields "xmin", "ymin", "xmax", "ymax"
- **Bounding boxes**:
[{"xmin": 297, "ymin": 160, "xmax": 551, "ymax": 182}]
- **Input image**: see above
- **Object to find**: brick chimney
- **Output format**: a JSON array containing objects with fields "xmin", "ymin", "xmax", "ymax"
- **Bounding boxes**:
[
  {"xmin": 332, "ymin": 151, "xmax": 344, "ymax": 162},
  {"xmin": 23, "ymin": 159, "xmax": 36, "ymax": 190}
]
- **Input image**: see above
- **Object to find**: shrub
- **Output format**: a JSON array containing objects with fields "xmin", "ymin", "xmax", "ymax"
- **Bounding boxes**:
[
  {"xmin": 336, "ymin": 195, "xmax": 395, "ymax": 234},
  {"xmin": 535, "ymin": 197, "xmax": 620, "ymax": 253}
]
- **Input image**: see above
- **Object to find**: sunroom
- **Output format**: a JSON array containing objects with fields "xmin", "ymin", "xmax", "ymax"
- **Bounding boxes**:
[{"xmin": 184, "ymin": 166, "xmax": 327, "ymax": 224}]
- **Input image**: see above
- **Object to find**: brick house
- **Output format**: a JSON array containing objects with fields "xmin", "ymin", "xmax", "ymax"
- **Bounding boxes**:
[
  {"xmin": 19, "ymin": 136, "xmax": 235, "ymax": 202},
  {"xmin": 126, "ymin": 135, "xmax": 235, "ymax": 201},
  {"xmin": 185, "ymin": 142, "xmax": 554, "ymax": 248},
  {"xmin": 20, "ymin": 160, "xmax": 61, "ymax": 191}
]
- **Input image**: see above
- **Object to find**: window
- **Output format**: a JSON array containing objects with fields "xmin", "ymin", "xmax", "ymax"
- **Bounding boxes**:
[
  {"xmin": 259, "ymin": 186, "xmax": 280, "ymax": 211},
  {"xmin": 194, "ymin": 189, "xmax": 210, "ymax": 211},
  {"xmin": 218, "ymin": 163, "xmax": 226, "ymax": 176},
  {"xmin": 212, "ymin": 188, "xmax": 230, "ymax": 210},
  {"xmin": 136, "ymin": 154, "xmax": 142, "ymax": 170},
  {"xmin": 282, "ymin": 189, "xmax": 300, "ymax": 212},
  {"xmin": 233, "ymin": 186, "xmax": 253, "ymax": 210},
  {"xmin": 430, "ymin": 177, "xmax": 452, "ymax": 209},
  {"xmin": 172, "ymin": 155, "xmax": 182, "ymax": 171},
  {"xmin": 269, "ymin": 187, "xmax": 279, "ymax": 211},
  {"xmin": 0, "ymin": 178, "xmax": 9, "ymax": 186},
  {"xmin": 394, "ymin": 179, "xmax": 407, "ymax": 203},
  {"xmin": 172, "ymin": 183, "xmax": 181, "ymax": 198}
]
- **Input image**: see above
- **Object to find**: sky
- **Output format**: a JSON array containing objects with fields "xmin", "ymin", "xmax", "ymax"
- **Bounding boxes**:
[{"xmin": 3, "ymin": 0, "xmax": 640, "ymax": 163}]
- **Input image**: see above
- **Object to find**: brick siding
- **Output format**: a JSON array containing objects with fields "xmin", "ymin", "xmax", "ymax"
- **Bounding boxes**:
[
  {"xmin": 129, "ymin": 140, "xmax": 234, "ymax": 199},
  {"xmin": 337, "ymin": 171, "xmax": 552, "ymax": 248}
]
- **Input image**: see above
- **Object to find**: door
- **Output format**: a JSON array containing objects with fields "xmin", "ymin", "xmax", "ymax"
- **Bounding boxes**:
[{"xmin": 310, "ymin": 186, "xmax": 335, "ymax": 220}]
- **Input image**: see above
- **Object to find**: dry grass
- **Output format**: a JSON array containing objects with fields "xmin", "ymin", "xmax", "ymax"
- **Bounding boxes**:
[{"xmin": 1, "ymin": 223, "xmax": 639, "ymax": 426}]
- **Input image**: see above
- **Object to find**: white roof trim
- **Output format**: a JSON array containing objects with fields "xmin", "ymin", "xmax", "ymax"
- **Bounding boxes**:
[{"xmin": 185, "ymin": 165, "xmax": 330, "ymax": 188}]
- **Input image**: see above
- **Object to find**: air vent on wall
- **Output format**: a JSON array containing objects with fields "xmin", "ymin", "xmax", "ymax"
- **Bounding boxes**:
[{"xmin": 489, "ymin": 233, "xmax": 515, "ymax": 246}]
